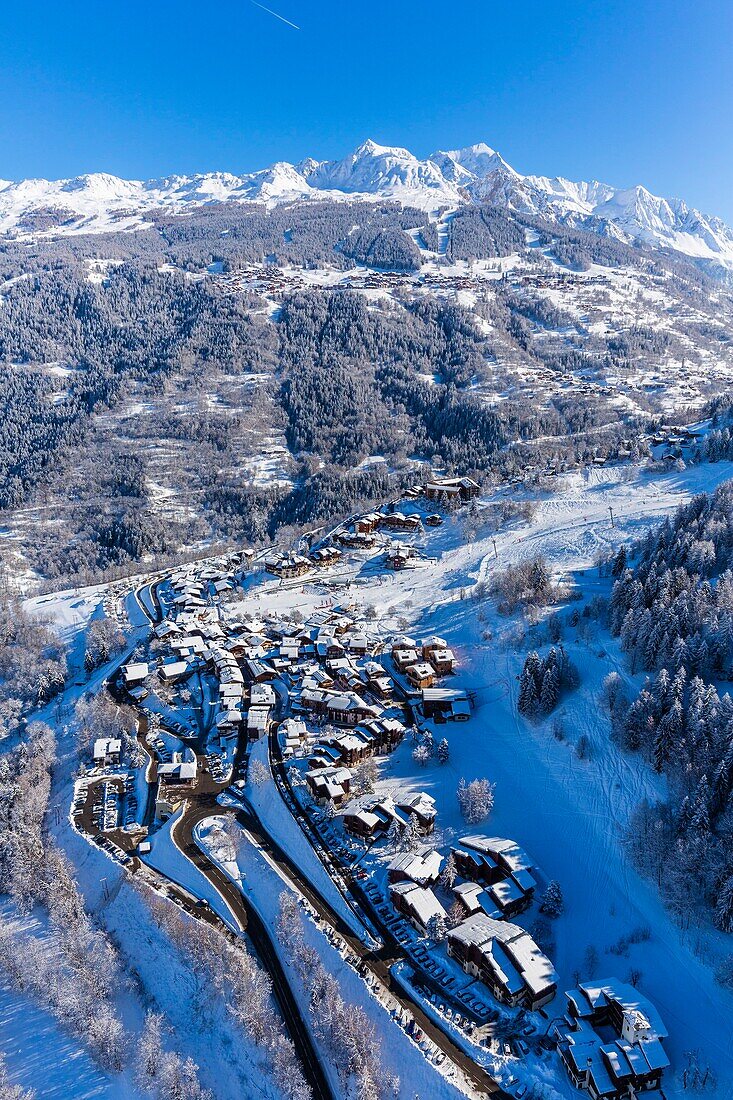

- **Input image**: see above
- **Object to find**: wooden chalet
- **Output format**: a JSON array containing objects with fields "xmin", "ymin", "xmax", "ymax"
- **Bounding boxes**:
[
  {"xmin": 557, "ymin": 980, "xmax": 669, "ymax": 1099},
  {"xmin": 447, "ymin": 913, "xmax": 557, "ymax": 1011}
]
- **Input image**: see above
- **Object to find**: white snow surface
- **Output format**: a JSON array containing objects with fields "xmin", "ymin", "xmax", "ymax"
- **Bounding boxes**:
[{"xmin": 0, "ymin": 905, "xmax": 131, "ymax": 1099}]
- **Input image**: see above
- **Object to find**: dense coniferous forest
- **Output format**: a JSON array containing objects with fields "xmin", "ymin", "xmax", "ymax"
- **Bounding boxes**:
[{"xmin": 604, "ymin": 482, "xmax": 733, "ymax": 933}]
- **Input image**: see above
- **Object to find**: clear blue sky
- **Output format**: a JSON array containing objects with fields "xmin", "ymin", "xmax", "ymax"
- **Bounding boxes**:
[{"xmin": 2, "ymin": 0, "xmax": 732, "ymax": 218}]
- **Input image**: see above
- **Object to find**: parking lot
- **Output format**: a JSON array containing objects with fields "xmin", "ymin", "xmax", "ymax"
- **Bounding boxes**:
[{"xmin": 72, "ymin": 774, "xmax": 144, "ymax": 858}]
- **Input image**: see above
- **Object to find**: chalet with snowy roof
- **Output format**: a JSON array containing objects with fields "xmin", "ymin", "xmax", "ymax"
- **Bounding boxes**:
[
  {"xmin": 93, "ymin": 737, "xmax": 122, "ymax": 766},
  {"xmin": 388, "ymin": 848, "xmax": 443, "ymax": 887},
  {"xmin": 452, "ymin": 836, "xmax": 536, "ymax": 907},
  {"xmin": 171, "ymin": 635, "xmax": 207, "ymax": 659},
  {"xmin": 424, "ymin": 476, "xmax": 480, "ymax": 503},
  {"xmin": 395, "ymin": 792, "xmax": 437, "ymax": 833},
  {"xmin": 386, "ymin": 546, "xmax": 413, "ymax": 570},
  {"xmin": 246, "ymin": 706, "xmax": 271, "ymax": 739},
  {"xmin": 122, "ymin": 661, "xmax": 149, "ymax": 686},
  {"xmin": 422, "ymin": 637, "xmax": 456, "ymax": 675},
  {"xmin": 314, "ymin": 727, "xmax": 377, "ymax": 766},
  {"xmin": 278, "ymin": 636, "xmax": 301, "ymax": 663},
  {"xmin": 264, "ymin": 552, "xmax": 311, "ymax": 579},
  {"xmin": 355, "ymin": 716, "xmax": 405, "ymax": 753},
  {"xmin": 216, "ymin": 707, "xmax": 243, "ymax": 732},
  {"xmin": 298, "ymin": 687, "xmax": 378, "ymax": 727},
  {"xmin": 250, "ymin": 682, "xmax": 276, "ymax": 708},
  {"xmin": 317, "ymin": 637, "xmax": 346, "ymax": 663},
  {"xmin": 379, "ymin": 510, "xmax": 422, "ymax": 532},
  {"xmin": 420, "ymin": 687, "xmax": 471, "ymax": 722},
  {"xmin": 557, "ymin": 980, "xmax": 669, "ymax": 1099},
  {"xmin": 309, "ymin": 547, "xmax": 342, "ymax": 568},
  {"xmin": 308, "ymin": 748, "xmax": 342, "ymax": 770},
  {"xmin": 336, "ymin": 530, "xmax": 376, "ymax": 549},
  {"xmin": 158, "ymin": 659, "xmax": 191, "ymax": 683},
  {"xmin": 393, "ymin": 647, "xmax": 421, "ymax": 673},
  {"xmin": 158, "ymin": 747, "xmax": 197, "ymax": 786},
  {"xmin": 330, "ymin": 663, "xmax": 363, "ymax": 691},
  {"xmin": 390, "ymin": 881, "xmax": 447, "ymax": 933},
  {"xmin": 430, "ymin": 647, "xmax": 456, "ymax": 675},
  {"xmin": 425, "ymin": 513, "xmax": 443, "ymax": 527},
  {"xmin": 300, "ymin": 667, "xmax": 334, "ymax": 690},
  {"xmin": 278, "ymin": 717, "xmax": 308, "ymax": 757},
  {"xmin": 366, "ymin": 671, "xmax": 394, "ymax": 698},
  {"xmin": 447, "ymin": 913, "xmax": 557, "ymax": 1011},
  {"xmin": 406, "ymin": 662, "xmax": 436, "ymax": 689},
  {"xmin": 243, "ymin": 658, "xmax": 276, "ymax": 682},
  {"xmin": 354, "ymin": 513, "xmax": 382, "ymax": 534},
  {"xmin": 154, "ymin": 621, "xmax": 182, "ymax": 640},
  {"xmin": 453, "ymin": 878, "xmax": 529, "ymax": 921},
  {"xmin": 344, "ymin": 632, "xmax": 368, "ymax": 655},
  {"xmin": 305, "ymin": 765, "xmax": 352, "ymax": 807},
  {"xmin": 343, "ymin": 797, "xmax": 407, "ymax": 839}
]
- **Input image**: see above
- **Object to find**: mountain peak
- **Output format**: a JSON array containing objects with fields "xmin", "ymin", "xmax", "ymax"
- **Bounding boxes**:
[
  {"xmin": 0, "ymin": 139, "xmax": 730, "ymax": 268},
  {"xmin": 352, "ymin": 138, "xmax": 406, "ymax": 158},
  {"xmin": 434, "ymin": 142, "xmax": 517, "ymax": 180}
]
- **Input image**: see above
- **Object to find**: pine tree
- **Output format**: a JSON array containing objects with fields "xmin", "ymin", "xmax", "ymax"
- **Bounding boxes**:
[
  {"xmin": 652, "ymin": 699, "xmax": 683, "ymax": 772},
  {"xmin": 403, "ymin": 814, "xmax": 422, "ymax": 851},
  {"xmin": 412, "ymin": 743, "xmax": 431, "ymax": 768},
  {"xmin": 386, "ymin": 819, "xmax": 404, "ymax": 851},
  {"xmin": 437, "ymin": 738, "xmax": 450, "ymax": 765},
  {"xmin": 652, "ymin": 668, "xmax": 671, "ymax": 713},
  {"xmin": 670, "ymin": 635, "xmax": 689, "ymax": 672},
  {"xmin": 518, "ymin": 660, "xmax": 540, "ymax": 718},
  {"xmin": 426, "ymin": 913, "xmax": 447, "ymax": 943},
  {"xmin": 539, "ymin": 665, "xmax": 559, "ymax": 716},
  {"xmin": 611, "ymin": 546, "xmax": 628, "ymax": 577},
  {"xmin": 715, "ymin": 873, "xmax": 733, "ymax": 933},
  {"xmin": 712, "ymin": 735, "xmax": 733, "ymax": 815},
  {"xmin": 539, "ymin": 880, "xmax": 564, "ymax": 918},
  {"xmin": 688, "ymin": 775, "xmax": 712, "ymax": 835}
]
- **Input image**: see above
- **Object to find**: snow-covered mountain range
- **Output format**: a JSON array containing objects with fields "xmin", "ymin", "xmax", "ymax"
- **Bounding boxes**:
[{"xmin": 3, "ymin": 138, "xmax": 733, "ymax": 268}]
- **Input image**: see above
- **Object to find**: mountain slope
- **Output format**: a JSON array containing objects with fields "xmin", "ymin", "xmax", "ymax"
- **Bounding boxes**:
[{"xmin": 1, "ymin": 139, "xmax": 732, "ymax": 269}]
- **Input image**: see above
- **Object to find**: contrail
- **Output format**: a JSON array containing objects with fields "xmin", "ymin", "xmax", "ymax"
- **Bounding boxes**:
[{"xmin": 249, "ymin": 0, "xmax": 300, "ymax": 29}]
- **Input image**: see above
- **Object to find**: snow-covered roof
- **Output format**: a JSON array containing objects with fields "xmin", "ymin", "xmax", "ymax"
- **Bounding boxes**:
[
  {"xmin": 460, "ymin": 835, "xmax": 534, "ymax": 874},
  {"xmin": 159, "ymin": 660, "xmax": 189, "ymax": 679},
  {"xmin": 406, "ymin": 662, "xmax": 435, "ymax": 679},
  {"xmin": 389, "ymin": 882, "xmax": 447, "ymax": 927},
  {"xmin": 397, "ymin": 792, "xmax": 436, "ymax": 819},
  {"xmin": 93, "ymin": 737, "xmax": 121, "ymax": 760},
  {"xmin": 123, "ymin": 661, "xmax": 149, "ymax": 682},
  {"xmin": 449, "ymin": 913, "xmax": 557, "ymax": 998},
  {"xmin": 279, "ymin": 718, "xmax": 307, "ymax": 738},
  {"xmin": 574, "ymin": 980, "xmax": 668, "ymax": 1040},
  {"xmin": 388, "ymin": 848, "xmax": 443, "ymax": 885}
]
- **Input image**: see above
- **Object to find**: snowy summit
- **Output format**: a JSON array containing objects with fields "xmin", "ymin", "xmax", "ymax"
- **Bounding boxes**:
[{"xmin": 1, "ymin": 138, "xmax": 733, "ymax": 268}]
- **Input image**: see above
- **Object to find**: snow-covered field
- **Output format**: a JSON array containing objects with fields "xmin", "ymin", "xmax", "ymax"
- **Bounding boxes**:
[{"xmin": 0, "ymin": 906, "xmax": 129, "ymax": 1100}]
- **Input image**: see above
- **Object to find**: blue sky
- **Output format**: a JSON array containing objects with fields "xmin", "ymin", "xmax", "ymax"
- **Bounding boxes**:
[{"xmin": 2, "ymin": 1, "xmax": 732, "ymax": 219}]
